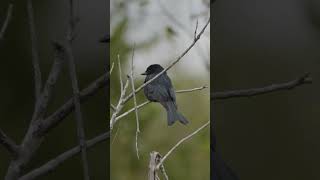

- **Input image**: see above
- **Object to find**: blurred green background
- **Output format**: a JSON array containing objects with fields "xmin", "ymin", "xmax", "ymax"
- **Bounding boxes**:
[
  {"xmin": 110, "ymin": 0, "xmax": 210, "ymax": 180},
  {"xmin": 213, "ymin": 0, "xmax": 320, "ymax": 179},
  {"xmin": 0, "ymin": 0, "xmax": 109, "ymax": 179}
]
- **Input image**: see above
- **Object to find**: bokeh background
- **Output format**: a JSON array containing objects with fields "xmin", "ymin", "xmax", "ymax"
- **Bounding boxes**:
[
  {"xmin": 213, "ymin": 0, "xmax": 320, "ymax": 179},
  {"xmin": 0, "ymin": 0, "xmax": 108, "ymax": 179},
  {"xmin": 110, "ymin": 0, "xmax": 210, "ymax": 180}
]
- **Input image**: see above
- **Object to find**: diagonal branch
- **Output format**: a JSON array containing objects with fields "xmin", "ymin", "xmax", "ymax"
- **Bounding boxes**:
[
  {"xmin": 114, "ymin": 86, "xmax": 208, "ymax": 123},
  {"xmin": 0, "ymin": 3, "xmax": 13, "ymax": 41},
  {"xmin": 0, "ymin": 128, "xmax": 19, "ymax": 156},
  {"xmin": 156, "ymin": 121, "xmax": 210, "ymax": 169},
  {"xmin": 19, "ymin": 131, "xmax": 110, "ymax": 180},
  {"xmin": 34, "ymin": 72, "xmax": 109, "ymax": 136},
  {"xmin": 128, "ymin": 44, "xmax": 140, "ymax": 159},
  {"xmin": 212, "ymin": 73, "xmax": 312, "ymax": 100},
  {"xmin": 27, "ymin": 0, "xmax": 42, "ymax": 102}
]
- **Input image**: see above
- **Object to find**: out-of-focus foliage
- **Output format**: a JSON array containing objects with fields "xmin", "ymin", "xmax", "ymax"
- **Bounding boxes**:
[{"xmin": 110, "ymin": 0, "xmax": 210, "ymax": 180}]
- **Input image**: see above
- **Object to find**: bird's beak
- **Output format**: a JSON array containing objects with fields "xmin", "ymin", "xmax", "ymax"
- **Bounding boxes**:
[{"xmin": 141, "ymin": 72, "xmax": 147, "ymax": 75}]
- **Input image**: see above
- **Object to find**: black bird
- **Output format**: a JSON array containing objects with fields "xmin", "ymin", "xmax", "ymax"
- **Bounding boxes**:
[{"xmin": 141, "ymin": 64, "xmax": 189, "ymax": 126}]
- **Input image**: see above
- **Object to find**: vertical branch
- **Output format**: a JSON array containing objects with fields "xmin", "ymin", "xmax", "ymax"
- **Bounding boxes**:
[
  {"xmin": 117, "ymin": 55, "xmax": 123, "ymax": 91},
  {"xmin": 66, "ymin": 1, "xmax": 90, "ymax": 180},
  {"xmin": 0, "ymin": 3, "xmax": 13, "ymax": 41},
  {"xmin": 27, "ymin": 0, "xmax": 42, "ymax": 102},
  {"xmin": 128, "ymin": 44, "xmax": 140, "ymax": 159},
  {"xmin": 148, "ymin": 151, "xmax": 161, "ymax": 180},
  {"xmin": 65, "ymin": 43, "xmax": 91, "ymax": 180},
  {"xmin": 109, "ymin": 56, "xmax": 130, "ymax": 129}
]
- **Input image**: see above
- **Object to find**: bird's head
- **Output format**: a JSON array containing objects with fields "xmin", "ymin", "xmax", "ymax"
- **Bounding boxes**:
[{"xmin": 141, "ymin": 64, "xmax": 164, "ymax": 75}]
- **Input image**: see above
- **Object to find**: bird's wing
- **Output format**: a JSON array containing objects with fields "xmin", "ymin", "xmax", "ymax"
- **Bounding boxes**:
[
  {"xmin": 158, "ymin": 74, "xmax": 176, "ymax": 102},
  {"xmin": 145, "ymin": 83, "xmax": 171, "ymax": 102}
]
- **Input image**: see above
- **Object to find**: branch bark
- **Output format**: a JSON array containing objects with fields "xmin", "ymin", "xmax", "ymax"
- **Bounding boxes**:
[
  {"xmin": 5, "ymin": 42, "xmax": 65, "ymax": 180},
  {"xmin": 27, "ymin": 0, "xmax": 42, "ymax": 102},
  {"xmin": 34, "ymin": 72, "xmax": 109, "ymax": 136},
  {"xmin": 19, "ymin": 132, "xmax": 110, "ymax": 180},
  {"xmin": 0, "ymin": 129, "xmax": 19, "ymax": 157},
  {"xmin": 212, "ymin": 73, "xmax": 312, "ymax": 100}
]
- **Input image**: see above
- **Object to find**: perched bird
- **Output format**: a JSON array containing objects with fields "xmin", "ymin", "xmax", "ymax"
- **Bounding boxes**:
[{"xmin": 141, "ymin": 64, "xmax": 189, "ymax": 126}]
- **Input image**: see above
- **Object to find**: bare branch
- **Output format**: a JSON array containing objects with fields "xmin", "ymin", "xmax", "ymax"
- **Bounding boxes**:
[
  {"xmin": 35, "ymin": 72, "xmax": 109, "ymax": 136},
  {"xmin": 19, "ymin": 132, "xmax": 110, "ymax": 180},
  {"xmin": 117, "ymin": 55, "xmax": 123, "ymax": 91},
  {"xmin": 159, "ymin": 162, "xmax": 169, "ymax": 180},
  {"xmin": 121, "ymin": 17, "xmax": 210, "ymax": 105},
  {"xmin": 0, "ymin": 3, "xmax": 13, "ymax": 41},
  {"xmin": 65, "ymin": 0, "xmax": 90, "ymax": 176},
  {"xmin": 27, "ymin": 0, "xmax": 42, "ymax": 102},
  {"xmin": 0, "ymin": 129, "xmax": 19, "ymax": 156},
  {"xmin": 31, "ymin": 42, "xmax": 64, "ymax": 122},
  {"xmin": 156, "ymin": 121, "xmax": 210, "ymax": 169},
  {"xmin": 115, "ymin": 85, "xmax": 208, "ymax": 122},
  {"xmin": 148, "ymin": 151, "xmax": 161, "ymax": 180},
  {"xmin": 212, "ymin": 73, "xmax": 312, "ymax": 100},
  {"xmin": 110, "ymin": 79, "xmax": 129, "ymax": 129},
  {"xmin": 176, "ymin": 85, "xmax": 207, "ymax": 93},
  {"xmin": 65, "ymin": 40, "xmax": 90, "ymax": 180},
  {"xmin": 128, "ymin": 44, "xmax": 140, "ymax": 159}
]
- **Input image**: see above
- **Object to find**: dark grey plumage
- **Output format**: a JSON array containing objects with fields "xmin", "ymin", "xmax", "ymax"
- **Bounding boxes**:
[{"xmin": 142, "ymin": 64, "xmax": 189, "ymax": 126}]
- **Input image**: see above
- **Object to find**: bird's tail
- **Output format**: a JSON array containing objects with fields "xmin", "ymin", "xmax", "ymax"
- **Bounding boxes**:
[{"xmin": 166, "ymin": 102, "xmax": 189, "ymax": 126}]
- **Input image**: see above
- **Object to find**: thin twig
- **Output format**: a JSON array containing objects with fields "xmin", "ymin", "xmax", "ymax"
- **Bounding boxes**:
[
  {"xmin": 121, "ymin": 17, "xmax": 210, "ymax": 105},
  {"xmin": 27, "ymin": 0, "xmax": 42, "ymax": 102},
  {"xmin": 0, "ymin": 3, "xmax": 13, "ymax": 41},
  {"xmin": 110, "ymin": 103, "xmax": 116, "ymax": 111},
  {"xmin": 194, "ymin": 19, "xmax": 198, "ymax": 41},
  {"xmin": 19, "ymin": 132, "xmax": 110, "ymax": 180},
  {"xmin": 159, "ymin": 163, "xmax": 169, "ymax": 180},
  {"xmin": 115, "ymin": 86, "xmax": 208, "ymax": 123},
  {"xmin": 212, "ymin": 73, "xmax": 312, "ymax": 100},
  {"xmin": 156, "ymin": 121, "xmax": 210, "ymax": 169},
  {"xmin": 110, "ymin": 62, "xmax": 115, "ymax": 75},
  {"xmin": 176, "ymin": 85, "xmax": 207, "ymax": 93},
  {"xmin": 0, "ymin": 129, "xmax": 19, "ymax": 157},
  {"xmin": 111, "ymin": 122, "xmax": 121, "ymax": 145},
  {"xmin": 128, "ymin": 44, "xmax": 140, "ymax": 159},
  {"xmin": 117, "ymin": 55, "xmax": 123, "ymax": 91}
]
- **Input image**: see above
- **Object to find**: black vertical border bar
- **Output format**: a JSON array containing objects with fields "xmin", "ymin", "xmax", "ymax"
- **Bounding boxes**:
[{"xmin": 105, "ymin": 0, "xmax": 110, "ymax": 179}]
